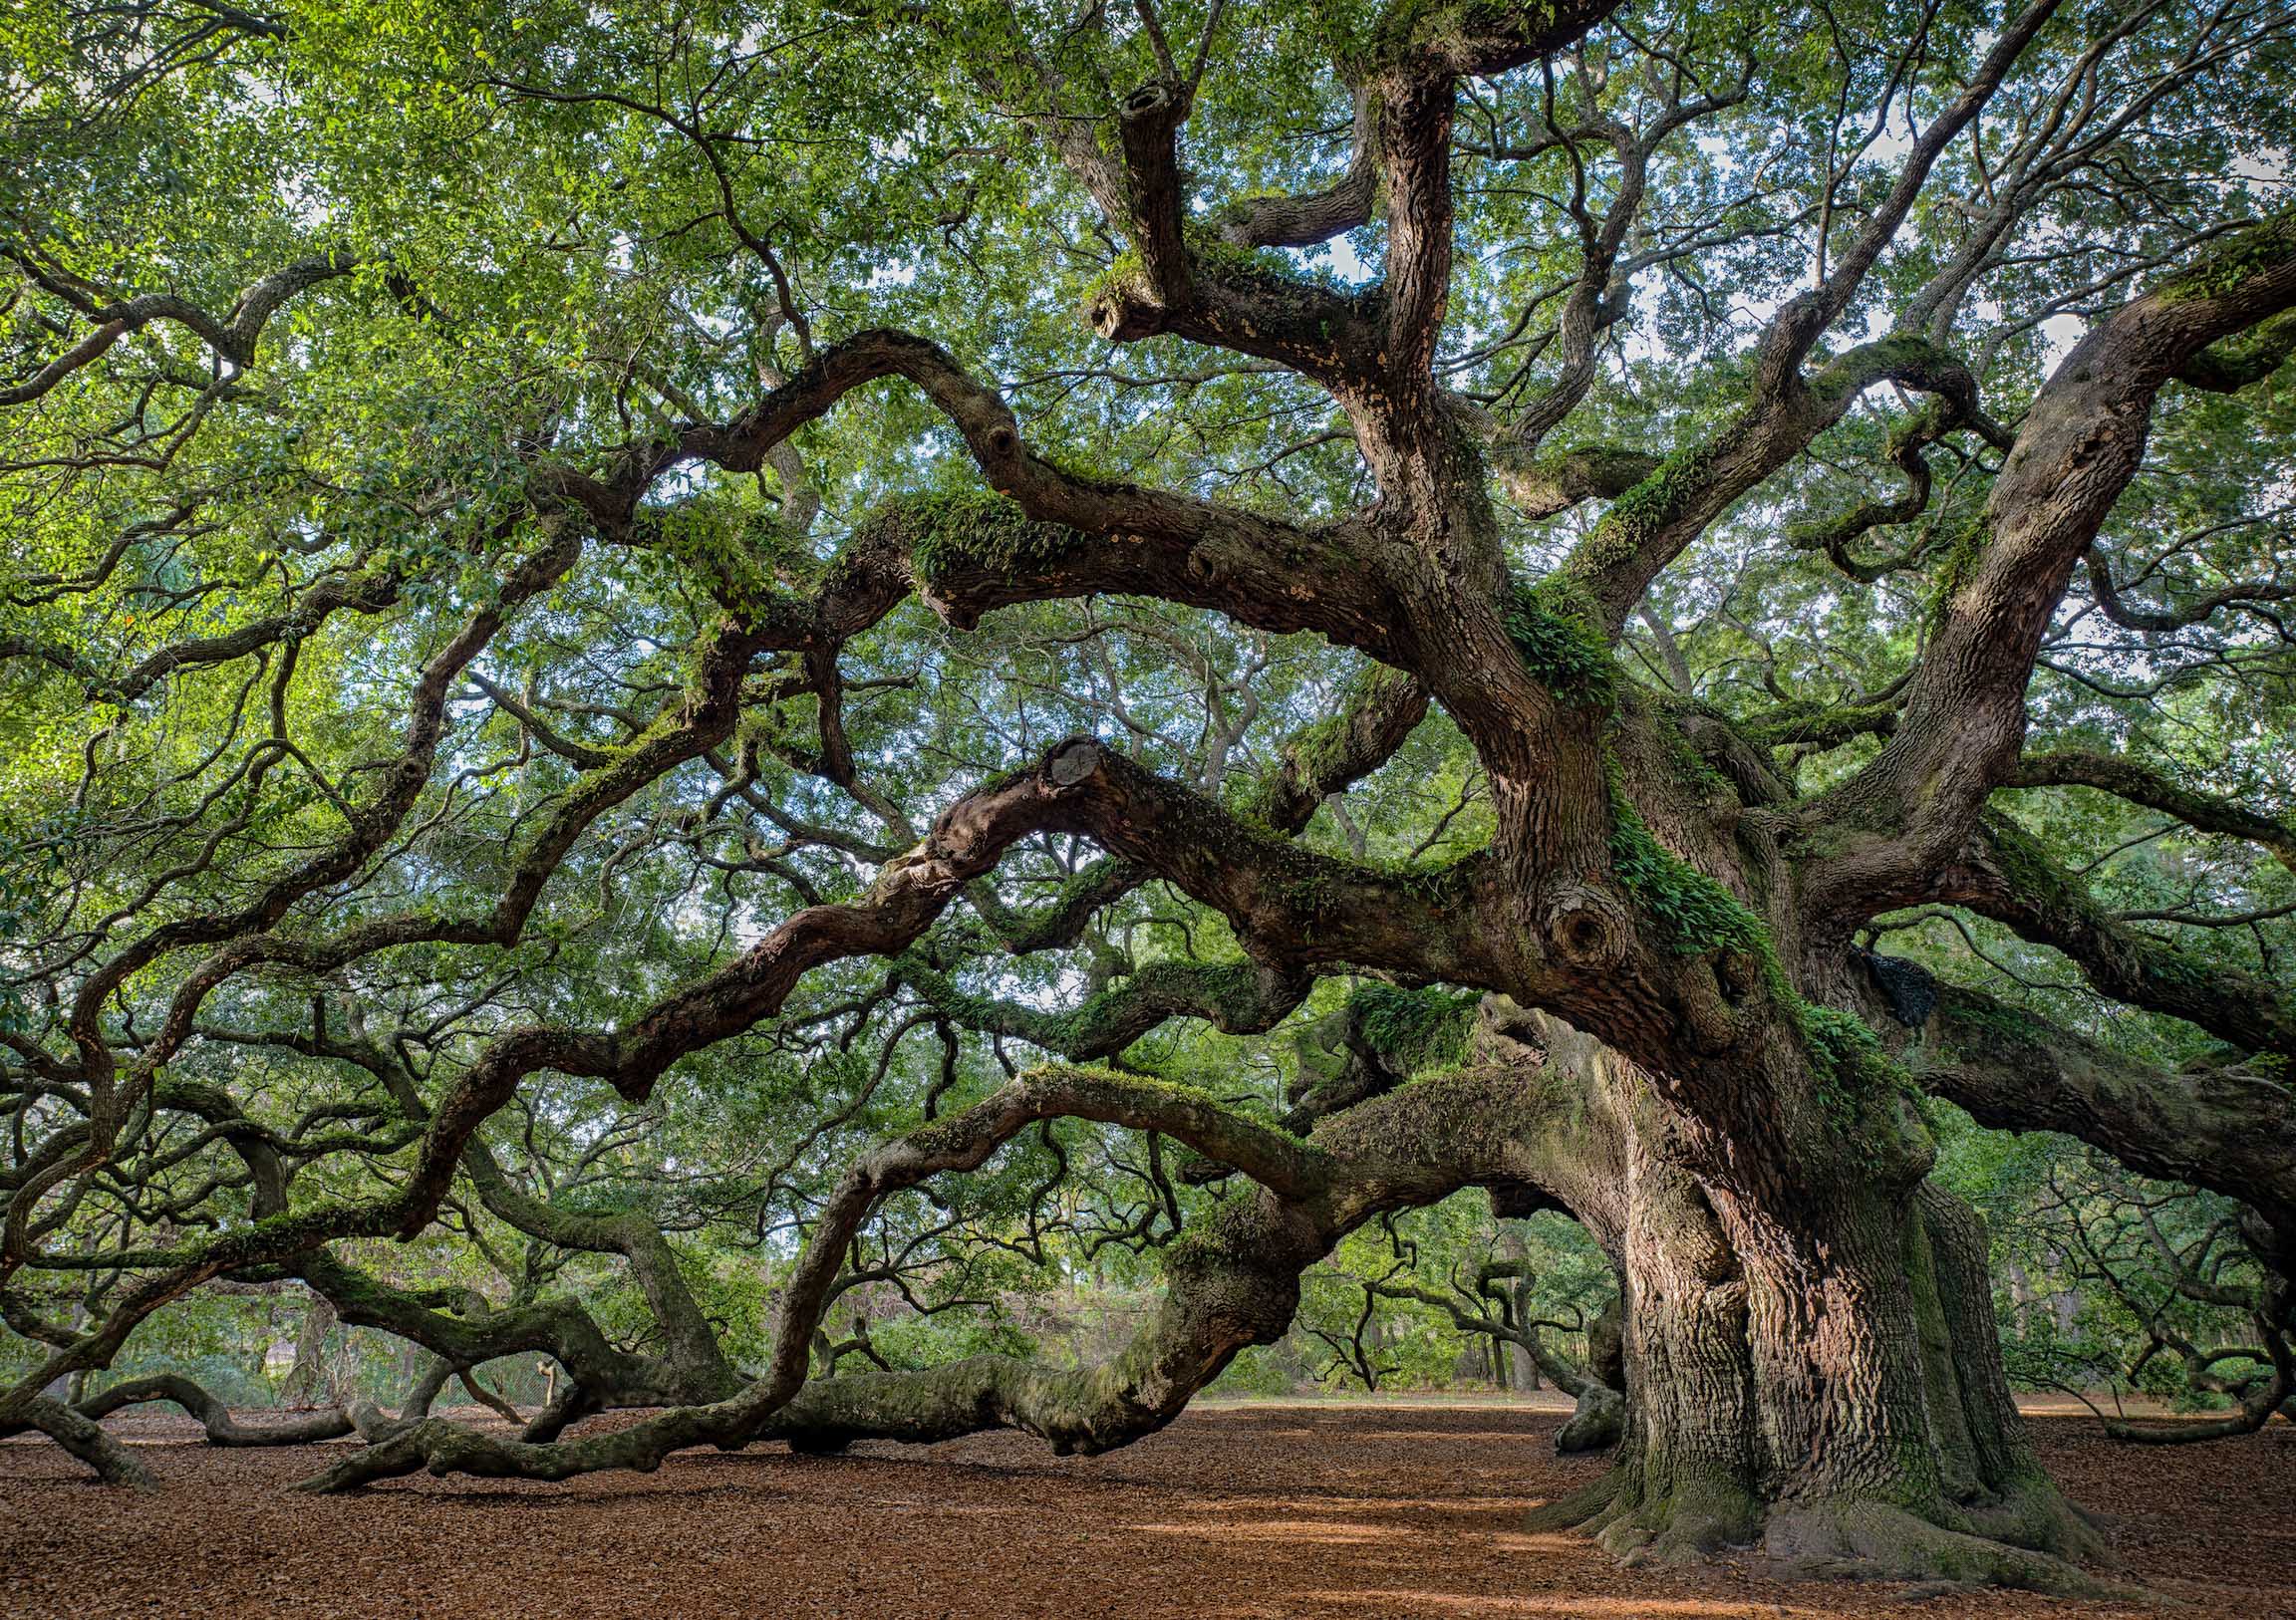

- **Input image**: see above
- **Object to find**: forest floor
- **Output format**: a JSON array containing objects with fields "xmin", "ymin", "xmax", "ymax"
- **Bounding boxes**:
[{"xmin": 2, "ymin": 1396, "xmax": 2291, "ymax": 1618}]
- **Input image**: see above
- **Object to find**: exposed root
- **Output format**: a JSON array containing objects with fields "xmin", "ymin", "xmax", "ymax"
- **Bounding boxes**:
[
  {"xmin": 1760, "ymin": 1499, "xmax": 2155, "ymax": 1603},
  {"xmin": 1889, "ymin": 1579, "xmax": 1979, "ymax": 1604},
  {"xmin": 1521, "ymin": 1468, "xmax": 1620, "ymax": 1532},
  {"xmin": 1526, "ymin": 1469, "xmax": 2147, "ymax": 1602},
  {"xmin": 1956, "ymin": 1473, "xmax": 2115, "ymax": 1565},
  {"xmin": 1591, "ymin": 1477, "xmax": 1764, "ymax": 1566}
]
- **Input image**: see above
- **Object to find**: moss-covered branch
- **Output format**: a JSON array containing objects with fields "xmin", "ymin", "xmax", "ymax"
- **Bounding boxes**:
[
  {"xmin": 1248, "ymin": 665, "xmax": 1431, "ymax": 833},
  {"xmin": 1922, "ymin": 982, "xmax": 2296, "ymax": 1246},
  {"xmin": 2007, "ymin": 749, "xmax": 2296, "ymax": 875},
  {"xmin": 1961, "ymin": 813, "xmax": 2296, "ymax": 1059},
  {"xmin": 289, "ymin": 1066, "xmax": 1339, "ymax": 1490},
  {"xmin": 898, "ymin": 956, "xmax": 1306, "ymax": 1059},
  {"xmin": 74, "ymin": 1374, "xmax": 354, "ymax": 1447}
]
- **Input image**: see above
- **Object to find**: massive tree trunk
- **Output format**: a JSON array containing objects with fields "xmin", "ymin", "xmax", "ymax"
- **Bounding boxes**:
[
  {"xmin": 1587, "ymin": 1176, "xmax": 2107, "ymax": 1588},
  {"xmin": 1518, "ymin": 1008, "xmax": 2114, "ymax": 1595}
]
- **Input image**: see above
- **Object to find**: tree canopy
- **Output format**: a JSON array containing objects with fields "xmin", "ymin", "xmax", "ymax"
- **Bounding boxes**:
[{"xmin": 3, "ymin": 0, "xmax": 2293, "ymax": 1596}]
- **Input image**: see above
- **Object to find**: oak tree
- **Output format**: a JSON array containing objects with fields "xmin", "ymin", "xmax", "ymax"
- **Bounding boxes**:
[{"xmin": 4, "ymin": 0, "xmax": 2294, "ymax": 1597}]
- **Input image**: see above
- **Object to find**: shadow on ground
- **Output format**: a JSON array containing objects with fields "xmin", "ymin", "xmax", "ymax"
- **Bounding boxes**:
[{"xmin": 3, "ymin": 1399, "xmax": 2291, "ymax": 1617}]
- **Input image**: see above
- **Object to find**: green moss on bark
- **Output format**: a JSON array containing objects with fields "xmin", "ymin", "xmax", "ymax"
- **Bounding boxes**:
[
  {"xmin": 2157, "ymin": 210, "xmax": 2296, "ymax": 303},
  {"xmin": 1348, "ymin": 982, "xmax": 1478, "ymax": 1072},
  {"xmin": 1603, "ymin": 758, "xmax": 1912, "ymax": 1141},
  {"xmin": 1577, "ymin": 441, "xmax": 1719, "ymax": 570},
  {"xmin": 1605, "ymin": 790, "xmax": 1766, "ymax": 959},
  {"xmin": 872, "ymin": 489, "xmax": 1087, "ymax": 586}
]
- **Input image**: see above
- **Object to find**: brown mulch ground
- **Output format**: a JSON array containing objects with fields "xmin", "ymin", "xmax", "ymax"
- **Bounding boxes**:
[{"xmin": 3, "ymin": 1397, "xmax": 2292, "ymax": 1618}]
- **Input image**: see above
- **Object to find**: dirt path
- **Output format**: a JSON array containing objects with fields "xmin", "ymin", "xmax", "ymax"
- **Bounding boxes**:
[{"xmin": 3, "ymin": 1401, "xmax": 2291, "ymax": 1616}]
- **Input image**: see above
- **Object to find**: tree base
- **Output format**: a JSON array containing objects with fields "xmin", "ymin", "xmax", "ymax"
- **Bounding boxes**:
[
  {"xmin": 1530, "ymin": 1468, "xmax": 2151, "ymax": 1603},
  {"xmin": 1759, "ymin": 1499, "xmax": 2145, "ymax": 1602}
]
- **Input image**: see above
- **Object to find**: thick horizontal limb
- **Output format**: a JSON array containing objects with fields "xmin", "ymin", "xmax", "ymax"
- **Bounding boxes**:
[
  {"xmin": 0, "ymin": 1397, "xmax": 155, "ymax": 1487},
  {"xmin": 2007, "ymin": 750, "xmax": 2296, "ymax": 874},
  {"xmin": 289, "ymin": 1066, "xmax": 1344, "ymax": 1490},
  {"xmin": 1951, "ymin": 815, "xmax": 2296, "ymax": 1060},
  {"xmin": 1921, "ymin": 982, "xmax": 2296, "ymax": 1247},
  {"xmin": 74, "ymin": 1374, "xmax": 353, "ymax": 1446}
]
